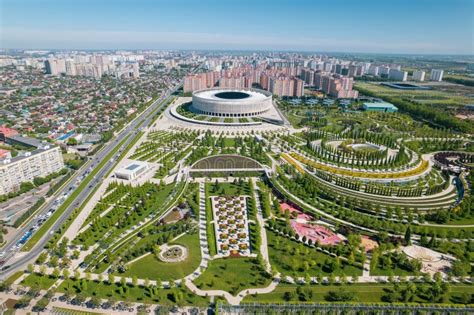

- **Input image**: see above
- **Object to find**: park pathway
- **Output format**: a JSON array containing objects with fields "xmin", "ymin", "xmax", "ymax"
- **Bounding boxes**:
[
  {"xmin": 184, "ymin": 182, "xmax": 210, "ymax": 283},
  {"xmin": 251, "ymin": 179, "xmax": 271, "ymax": 273}
]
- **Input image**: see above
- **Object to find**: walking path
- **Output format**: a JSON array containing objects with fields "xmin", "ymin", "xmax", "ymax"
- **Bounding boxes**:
[
  {"xmin": 184, "ymin": 182, "xmax": 210, "ymax": 283},
  {"xmin": 251, "ymin": 179, "xmax": 271, "ymax": 273}
]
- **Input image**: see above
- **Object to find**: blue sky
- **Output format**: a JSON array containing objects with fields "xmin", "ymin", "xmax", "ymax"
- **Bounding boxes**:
[{"xmin": 1, "ymin": 0, "xmax": 473, "ymax": 54}]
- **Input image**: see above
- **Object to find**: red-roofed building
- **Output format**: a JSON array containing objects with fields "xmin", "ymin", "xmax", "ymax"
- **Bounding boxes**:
[
  {"xmin": 0, "ymin": 126, "xmax": 19, "ymax": 142},
  {"xmin": 0, "ymin": 149, "xmax": 11, "ymax": 159}
]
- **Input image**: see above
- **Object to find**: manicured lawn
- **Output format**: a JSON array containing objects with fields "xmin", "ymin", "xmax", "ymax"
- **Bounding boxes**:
[
  {"xmin": 51, "ymin": 307, "xmax": 103, "ymax": 315},
  {"xmin": 121, "ymin": 232, "xmax": 201, "ymax": 281},
  {"xmin": 57, "ymin": 278, "xmax": 208, "ymax": 306},
  {"xmin": 205, "ymin": 185, "xmax": 217, "ymax": 256},
  {"xmin": 193, "ymin": 257, "xmax": 271, "ymax": 295},
  {"xmin": 207, "ymin": 182, "xmax": 251, "ymax": 196},
  {"xmin": 5, "ymin": 271, "xmax": 23, "ymax": 284},
  {"xmin": 267, "ymin": 230, "xmax": 363, "ymax": 277},
  {"xmin": 207, "ymin": 222, "xmax": 217, "ymax": 257},
  {"xmin": 242, "ymin": 283, "xmax": 474, "ymax": 304},
  {"xmin": 21, "ymin": 273, "xmax": 58, "ymax": 290},
  {"xmin": 223, "ymin": 138, "xmax": 235, "ymax": 147},
  {"xmin": 370, "ymin": 265, "xmax": 417, "ymax": 277}
]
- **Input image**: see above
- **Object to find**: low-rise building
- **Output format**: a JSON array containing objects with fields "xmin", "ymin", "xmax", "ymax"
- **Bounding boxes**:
[
  {"xmin": 114, "ymin": 161, "xmax": 149, "ymax": 180},
  {"xmin": 362, "ymin": 102, "xmax": 398, "ymax": 113}
]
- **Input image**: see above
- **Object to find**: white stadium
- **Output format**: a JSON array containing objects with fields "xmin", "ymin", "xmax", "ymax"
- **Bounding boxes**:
[{"xmin": 191, "ymin": 88, "xmax": 273, "ymax": 117}]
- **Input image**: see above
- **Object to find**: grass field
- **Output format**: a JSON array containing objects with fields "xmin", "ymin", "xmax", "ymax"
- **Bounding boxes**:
[
  {"xmin": 193, "ymin": 257, "xmax": 271, "ymax": 295},
  {"xmin": 207, "ymin": 182, "xmax": 251, "ymax": 196},
  {"xmin": 121, "ymin": 232, "xmax": 201, "ymax": 281},
  {"xmin": 6, "ymin": 270, "xmax": 23, "ymax": 282},
  {"xmin": 57, "ymin": 278, "xmax": 208, "ymax": 306},
  {"xmin": 267, "ymin": 230, "xmax": 362, "ymax": 277},
  {"xmin": 21, "ymin": 273, "xmax": 58, "ymax": 290},
  {"xmin": 370, "ymin": 265, "xmax": 417, "ymax": 277},
  {"xmin": 51, "ymin": 307, "xmax": 105, "ymax": 315},
  {"xmin": 242, "ymin": 283, "xmax": 474, "ymax": 304},
  {"xmin": 355, "ymin": 81, "xmax": 473, "ymax": 107}
]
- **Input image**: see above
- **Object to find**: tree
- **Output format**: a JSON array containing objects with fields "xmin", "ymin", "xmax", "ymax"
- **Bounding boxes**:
[
  {"xmin": 108, "ymin": 273, "xmax": 115, "ymax": 285},
  {"xmin": 49, "ymin": 255, "xmax": 59, "ymax": 267},
  {"xmin": 67, "ymin": 137, "xmax": 78, "ymax": 146},
  {"xmin": 62, "ymin": 269, "xmax": 70, "ymax": 279},
  {"xmin": 39, "ymin": 265, "xmax": 47, "ymax": 275},
  {"xmin": 132, "ymin": 275, "xmax": 138, "ymax": 287},
  {"xmin": 52, "ymin": 268, "xmax": 60, "ymax": 279},
  {"xmin": 89, "ymin": 296, "xmax": 101, "ymax": 309},
  {"xmin": 325, "ymin": 289, "xmax": 356, "ymax": 302},
  {"xmin": 37, "ymin": 252, "xmax": 48, "ymax": 264},
  {"xmin": 33, "ymin": 298, "xmax": 49, "ymax": 311},
  {"xmin": 404, "ymin": 226, "xmax": 412, "ymax": 245}
]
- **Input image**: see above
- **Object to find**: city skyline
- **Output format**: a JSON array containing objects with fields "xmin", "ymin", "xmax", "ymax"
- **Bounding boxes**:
[{"xmin": 1, "ymin": 0, "xmax": 473, "ymax": 54}]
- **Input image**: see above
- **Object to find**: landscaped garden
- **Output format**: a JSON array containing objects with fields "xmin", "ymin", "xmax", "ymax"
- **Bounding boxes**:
[
  {"xmin": 266, "ymin": 229, "xmax": 363, "ymax": 278},
  {"xmin": 193, "ymin": 257, "xmax": 271, "ymax": 295},
  {"xmin": 120, "ymin": 232, "xmax": 201, "ymax": 281},
  {"xmin": 57, "ymin": 277, "xmax": 209, "ymax": 306}
]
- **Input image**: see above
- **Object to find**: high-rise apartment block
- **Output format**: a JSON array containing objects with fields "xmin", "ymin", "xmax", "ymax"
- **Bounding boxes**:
[
  {"xmin": 0, "ymin": 131, "xmax": 64, "ymax": 195},
  {"xmin": 430, "ymin": 69, "xmax": 444, "ymax": 81},
  {"xmin": 412, "ymin": 70, "xmax": 426, "ymax": 81},
  {"xmin": 388, "ymin": 69, "xmax": 408, "ymax": 81},
  {"xmin": 269, "ymin": 76, "xmax": 304, "ymax": 97},
  {"xmin": 184, "ymin": 68, "xmax": 304, "ymax": 97},
  {"xmin": 45, "ymin": 59, "xmax": 66, "ymax": 75}
]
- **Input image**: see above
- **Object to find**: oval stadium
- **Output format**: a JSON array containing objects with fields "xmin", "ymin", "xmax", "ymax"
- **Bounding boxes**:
[{"xmin": 191, "ymin": 88, "xmax": 272, "ymax": 117}]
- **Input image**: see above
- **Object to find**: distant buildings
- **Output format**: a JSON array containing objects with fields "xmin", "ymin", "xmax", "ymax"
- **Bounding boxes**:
[
  {"xmin": 430, "ymin": 69, "xmax": 444, "ymax": 81},
  {"xmin": 45, "ymin": 56, "xmax": 140, "ymax": 79},
  {"xmin": 412, "ymin": 70, "xmax": 426, "ymax": 81},
  {"xmin": 184, "ymin": 68, "xmax": 304, "ymax": 97},
  {"xmin": 0, "ymin": 129, "xmax": 64, "ymax": 195},
  {"xmin": 268, "ymin": 76, "xmax": 304, "ymax": 97},
  {"xmin": 302, "ymin": 69, "xmax": 358, "ymax": 99},
  {"xmin": 388, "ymin": 69, "xmax": 408, "ymax": 81},
  {"xmin": 45, "ymin": 59, "xmax": 66, "ymax": 75}
]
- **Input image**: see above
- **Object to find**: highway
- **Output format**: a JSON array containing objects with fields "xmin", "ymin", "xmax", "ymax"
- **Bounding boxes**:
[{"xmin": 0, "ymin": 82, "xmax": 182, "ymax": 279}]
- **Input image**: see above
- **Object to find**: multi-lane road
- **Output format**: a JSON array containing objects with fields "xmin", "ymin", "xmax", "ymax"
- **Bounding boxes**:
[{"xmin": 0, "ymin": 82, "xmax": 182, "ymax": 279}]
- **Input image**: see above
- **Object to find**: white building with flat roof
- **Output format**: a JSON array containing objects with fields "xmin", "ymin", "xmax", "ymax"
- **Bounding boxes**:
[
  {"xmin": 388, "ymin": 69, "xmax": 408, "ymax": 81},
  {"xmin": 412, "ymin": 70, "xmax": 425, "ymax": 81},
  {"xmin": 114, "ymin": 161, "xmax": 149, "ymax": 180},
  {"xmin": 430, "ymin": 69, "xmax": 444, "ymax": 81}
]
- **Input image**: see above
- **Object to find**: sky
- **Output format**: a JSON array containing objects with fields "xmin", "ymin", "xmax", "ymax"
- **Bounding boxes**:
[{"xmin": 1, "ymin": 0, "xmax": 473, "ymax": 54}]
